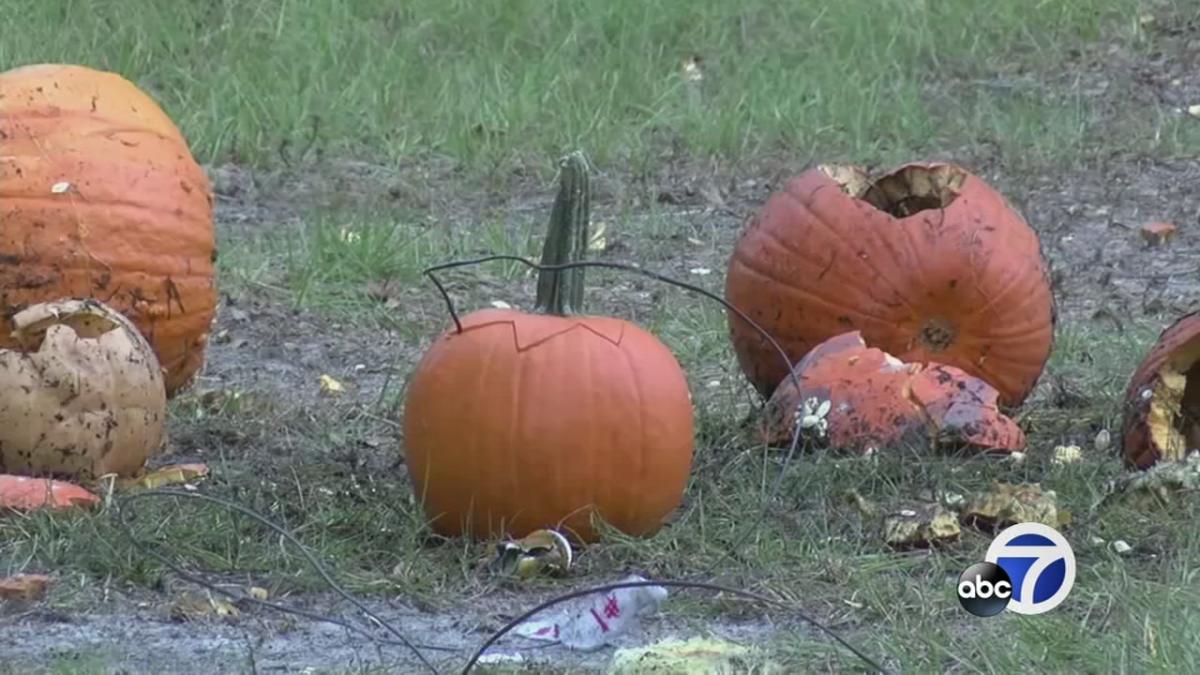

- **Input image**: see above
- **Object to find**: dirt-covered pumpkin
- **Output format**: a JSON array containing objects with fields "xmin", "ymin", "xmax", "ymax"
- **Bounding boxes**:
[
  {"xmin": 0, "ymin": 63, "xmax": 217, "ymax": 395},
  {"xmin": 1121, "ymin": 312, "xmax": 1200, "ymax": 469},
  {"xmin": 403, "ymin": 153, "xmax": 695, "ymax": 542},
  {"xmin": 725, "ymin": 162, "xmax": 1054, "ymax": 408}
]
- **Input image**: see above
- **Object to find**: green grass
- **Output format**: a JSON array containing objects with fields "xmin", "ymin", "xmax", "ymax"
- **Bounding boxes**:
[
  {"xmin": 4, "ymin": 1, "xmax": 1200, "ymax": 672},
  {"xmin": 3, "ymin": 0, "xmax": 1190, "ymax": 173}
]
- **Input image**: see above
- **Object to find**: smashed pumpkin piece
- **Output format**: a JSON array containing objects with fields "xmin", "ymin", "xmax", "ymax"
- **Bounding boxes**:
[
  {"xmin": 0, "ymin": 574, "xmax": 52, "ymax": 601},
  {"xmin": 1121, "ymin": 312, "xmax": 1200, "ymax": 469},
  {"xmin": 960, "ymin": 482, "xmax": 1064, "ymax": 530},
  {"xmin": 115, "ymin": 463, "xmax": 210, "ymax": 491},
  {"xmin": 0, "ymin": 474, "xmax": 99, "ymax": 511},
  {"xmin": 0, "ymin": 299, "xmax": 167, "ymax": 481},
  {"xmin": 883, "ymin": 503, "xmax": 961, "ymax": 549},
  {"xmin": 168, "ymin": 592, "xmax": 241, "ymax": 622},
  {"xmin": 487, "ymin": 528, "xmax": 574, "ymax": 579},
  {"xmin": 761, "ymin": 331, "xmax": 1025, "ymax": 455},
  {"xmin": 1103, "ymin": 450, "xmax": 1200, "ymax": 509}
]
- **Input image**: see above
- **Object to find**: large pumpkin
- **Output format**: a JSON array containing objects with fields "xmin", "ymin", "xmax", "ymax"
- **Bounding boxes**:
[
  {"xmin": 403, "ymin": 154, "xmax": 695, "ymax": 542},
  {"xmin": 1121, "ymin": 312, "xmax": 1200, "ymax": 470},
  {"xmin": 0, "ymin": 64, "xmax": 216, "ymax": 395},
  {"xmin": 725, "ymin": 162, "xmax": 1054, "ymax": 408}
]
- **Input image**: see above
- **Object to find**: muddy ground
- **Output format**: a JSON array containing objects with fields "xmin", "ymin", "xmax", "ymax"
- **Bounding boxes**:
[{"xmin": 4, "ymin": 21, "xmax": 1200, "ymax": 675}]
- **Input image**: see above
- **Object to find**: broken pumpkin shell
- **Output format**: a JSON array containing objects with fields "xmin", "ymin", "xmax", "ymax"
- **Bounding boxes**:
[
  {"xmin": 882, "ymin": 503, "xmax": 961, "ymax": 550},
  {"xmin": 0, "ymin": 299, "xmax": 167, "ymax": 481},
  {"xmin": 726, "ymin": 162, "xmax": 1055, "ymax": 408},
  {"xmin": 761, "ymin": 331, "xmax": 1025, "ymax": 454},
  {"xmin": 960, "ymin": 482, "xmax": 1064, "ymax": 530},
  {"xmin": 1121, "ymin": 312, "xmax": 1200, "ymax": 469}
]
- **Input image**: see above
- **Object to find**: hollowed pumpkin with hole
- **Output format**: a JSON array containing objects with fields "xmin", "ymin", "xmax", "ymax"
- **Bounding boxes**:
[
  {"xmin": 402, "ymin": 154, "xmax": 694, "ymax": 542},
  {"xmin": 726, "ymin": 162, "xmax": 1055, "ymax": 408},
  {"xmin": 1122, "ymin": 313, "xmax": 1200, "ymax": 469},
  {"xmin": 0, "ymin": 64, "xmax": 216, "ymax": 395}
]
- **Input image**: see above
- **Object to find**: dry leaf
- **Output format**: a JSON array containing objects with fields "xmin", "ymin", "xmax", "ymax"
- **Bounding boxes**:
[
  {"xmin": 961, "ymin": 482, "xmax": 1062, "ymax": 529},
  {"xmin": 588, "ymin": 222, "xmax": 608, "ymax": 252},
  {"xmin": 883, "ymin": 503, "xmax": 961, "ymax": 549},
  {"xmin": 0, "ymin": 574, "xmax": 52, "ymax": 601},
  {"xmin": 319, "ymin": 374, "xmax": 345, "ymax": 394}
]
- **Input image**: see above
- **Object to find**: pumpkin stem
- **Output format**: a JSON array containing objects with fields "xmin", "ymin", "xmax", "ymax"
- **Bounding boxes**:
[{"xmin": 534, "ymin": 151, "xmax": 591, "ymax": 316}]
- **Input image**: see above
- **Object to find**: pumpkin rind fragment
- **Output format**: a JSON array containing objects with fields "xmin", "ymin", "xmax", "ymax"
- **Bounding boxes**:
[{"xmin": 761, "ymin": 331, "xmax": 1025, "ymax": 455}]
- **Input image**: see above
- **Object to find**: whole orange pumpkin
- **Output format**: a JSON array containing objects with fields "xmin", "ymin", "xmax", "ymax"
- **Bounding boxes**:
[
  {"xmin": 403, "ymin": 154, "xmax": 695, "ymax": 542},
  {"xmin": 1121, "ymin": 312, "xmax": 1200, "ymax": 469},
  {"xmin": 725, "ymin": 162, "xmax": 1054, "ymax": 408},
  {"xmin": 0, "ymin": 64, "xmax": 216, "ymax": 395}
]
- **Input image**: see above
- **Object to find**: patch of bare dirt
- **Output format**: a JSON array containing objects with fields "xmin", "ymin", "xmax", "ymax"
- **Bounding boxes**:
[{"xmin": 0, "ymin": 587, "xmax": 790, "ymax": 674}]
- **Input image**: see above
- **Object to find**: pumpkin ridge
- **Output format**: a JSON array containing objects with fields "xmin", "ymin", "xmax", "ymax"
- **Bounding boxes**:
[
  {"xmin": 729, "ymin": 254, "xmax": 901, "ymax": 329},
  {"xmin": 961, "ymin": 264, "xmax": 1049, "ymax": 323},
  {"xmin": 783, "ymin": 185, "xmax": 920, "ymax": 316},
  {"xmin": 0, "ymin": 261, "xmax": 215, "ymax": 282},
  {"xmin": 612, "ymin": 336, "xmax": 648, "ymax": 531},
  {"xmin": 5, "ymin": 116, "xmax": 184, "ymax": 144},
  {"xmin": 0, "ymin": 192, "xmax": 213, "ymax": 226}
]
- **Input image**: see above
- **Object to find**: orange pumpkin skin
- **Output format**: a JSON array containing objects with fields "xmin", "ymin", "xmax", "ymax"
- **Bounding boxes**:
[
  {"xmin": 1121, "ymin": 312, "xmax": 1200, "ymax": 470},
  {"xmin": 403, "ymin": 308, "xmax": 695, "ymax": 542},
  {"xmin": 725, "ymin": 162, "xmax": 1054, "ymax": 408},
  {"xmin": 760, "ymin": 331, "xmax": 1025, "ymax": 454},
  {"xmin": 0, "ymin": 64, "xmax": 216, "ymax": 395}
]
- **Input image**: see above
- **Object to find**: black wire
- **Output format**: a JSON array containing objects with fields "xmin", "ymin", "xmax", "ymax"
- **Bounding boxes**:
[
  {"xmin": 114, "ymin": 489, "xmax": 446, "ymax": 674},
  {"xmin": 422, "ymin": 256, "xmax": 886, "ymax": 673},
  {"xmin": 458, "ymin": 579, "xmax": 888, "ymax": 674},
  {"xmin": 423, "ymin": 256, "xmax": 800, "ymax": 394}
]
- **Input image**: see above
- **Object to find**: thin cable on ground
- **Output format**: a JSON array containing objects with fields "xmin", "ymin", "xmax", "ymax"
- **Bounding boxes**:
[
  {"xmin": 423, "ymin": 256, "xmax": 888, "ymax": 673},
  {"xmin": 459, "ymin": 579, "xmax": 888, "ymax": 674},
  {"xmin": 114, "ymin": 489, "xmax": 446, "ymax": 674}
]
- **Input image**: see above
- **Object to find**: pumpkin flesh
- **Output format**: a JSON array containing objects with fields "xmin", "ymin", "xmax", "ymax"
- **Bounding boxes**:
[{"xmin": 1122, "ymin": 312, "xmax": 1200, "ymax": 469}]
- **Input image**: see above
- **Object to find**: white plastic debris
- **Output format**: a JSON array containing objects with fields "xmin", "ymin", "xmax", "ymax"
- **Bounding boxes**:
[
  {"xmin": 512, "ymin": 575, "xmax": 669, "ymax": 651},
  {"xmin": 1111, "ymin": 540, "xmax": 1133, "ymax": 555},
  {"xmin": 50, "ymin": 181, "xmax": 71, "ymax": 194},
  {"xmin": 477, "ymin": 652, "xmax": 526, "ymax": 665}
]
